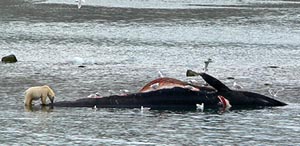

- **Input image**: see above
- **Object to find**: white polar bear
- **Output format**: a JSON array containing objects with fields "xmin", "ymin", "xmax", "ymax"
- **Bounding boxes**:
[{"xmin": 24, "ymin": 85, "xmax": 55, "ymax": 106}]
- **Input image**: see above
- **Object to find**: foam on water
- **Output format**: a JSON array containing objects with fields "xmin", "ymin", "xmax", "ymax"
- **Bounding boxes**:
[{"xmin": 66, "ymin": 57, "xmax": 98, "ymax": 65}]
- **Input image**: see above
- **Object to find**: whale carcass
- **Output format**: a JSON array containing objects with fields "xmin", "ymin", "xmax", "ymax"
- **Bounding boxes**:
[{"xmin": 48, "ymin": 73, "xmax": 287, "ymax": 110}]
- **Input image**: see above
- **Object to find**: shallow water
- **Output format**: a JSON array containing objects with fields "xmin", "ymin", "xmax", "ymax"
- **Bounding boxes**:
[{"xmin": 1, "ymin": 0, "xmax": 300, "ymax": 145}]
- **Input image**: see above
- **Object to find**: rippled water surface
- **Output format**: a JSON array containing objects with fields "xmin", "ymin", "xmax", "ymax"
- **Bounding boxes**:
[{"xmin": 1, "ymin": 0, "xmax": 300, "ymax": 145}]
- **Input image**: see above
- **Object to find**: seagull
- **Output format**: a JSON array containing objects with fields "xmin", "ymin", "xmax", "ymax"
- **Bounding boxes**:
[
  {"xmin": 87, "ymin": 93, "xmax": 95, "ymax": 98},
  {"xmin": 233, "ymin": 81, "xmax": 243, "ymax": 90},
  {"xmin": 76, "ymin": 0, "xmax": 85, "ymax": 9},
  {"xmin": 95, "ymin": 92, "xmax": 100, "ymax": 96},
  {"xmin": 120, "ymin": 89, "xmax": 130, "ymax": 95},
  {"xmin": 120, "ymin": 89, "xmax": 129, "ymax": 93},
  {"xmin": 203, "ymin": 58, "xmax": 213, "ymax": 72},
  {"xmin": 93, "ymin": 105, "xmax": 97, "ymax": 110},
  {"xmin": 150, "ymin": 83, "xmax": 160, "ymax": 90},
  {"xmin": 158, "ymin": 71, "xmax": 164, "ymax": 78},
  {"xmin": 88, "ymin": 92, "xmax": 102, "ymax": 98},
  {"xmin": 141, "ymin": 106, "xmax": 151, "ymax": 113},
  {"xmin": 268, "ymin": 87, "xmax": 284, "ymax": 97},
  {"xmin": 196, "ymin": 103, "xmax": 204, "ymax": 111}
]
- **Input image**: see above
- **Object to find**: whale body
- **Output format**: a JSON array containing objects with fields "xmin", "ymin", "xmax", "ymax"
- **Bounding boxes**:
[{"xmin": 48, "ymin": 73, "xmax": 287, "ymax": 110}]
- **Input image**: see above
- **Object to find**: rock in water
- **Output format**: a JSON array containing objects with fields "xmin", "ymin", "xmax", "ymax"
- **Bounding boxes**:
[{"xmin": 1, "ymin": 54, "xmax": 18, "ymax": 63}]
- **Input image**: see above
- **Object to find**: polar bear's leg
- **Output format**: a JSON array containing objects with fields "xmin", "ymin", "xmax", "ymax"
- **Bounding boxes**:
[
  {"xmin": 41, "ymin": 95, "xmax": 47, "ymax": 105},
  {"xmin": 24, "ymin": 92, "xmax": 34, "ymax": 106},
  {"xmin": 24, "ymin": 95, "xmax": 33, "ymax": 106}
]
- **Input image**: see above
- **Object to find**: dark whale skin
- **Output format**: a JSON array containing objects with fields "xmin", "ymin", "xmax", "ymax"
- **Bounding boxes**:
[{"xmin": 48, "ymin": 73, "xmax": 287, "ymax": 110}]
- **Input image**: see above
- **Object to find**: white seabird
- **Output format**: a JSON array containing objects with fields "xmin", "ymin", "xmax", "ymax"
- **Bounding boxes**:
[
  {"xmin": 203, "ymin": 58, "xmax": 213, "ymax": 72},
  {"xmin": 268, "ymin": 87, "xmax": 284, "ymax": 97},
  {"xmin": 233, "ymin": 81, "xmax": 243, "ymax": 90},
  {"xmin": 150, "ymin": 83, "xmax": 160, "ymax": 90},
  {"xmin": 196, "ymin": 103, "xmax": 204, "ymax": 111},
  {"xmin": 158, "ymin": 71, "xmax": 164, "ymax": 78},
  {"xmin": 76, "ymin": 0, "xmax": 85, "ymax": 9}
]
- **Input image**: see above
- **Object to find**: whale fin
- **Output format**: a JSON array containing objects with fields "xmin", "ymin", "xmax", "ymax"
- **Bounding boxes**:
[{"xmin": 199, "ymin": 73, "xmax": 231, "ymax": 92}]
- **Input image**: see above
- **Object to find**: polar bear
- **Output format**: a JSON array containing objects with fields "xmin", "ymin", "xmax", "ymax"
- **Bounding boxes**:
[{"xmin": 24, "ymin": 85, "xmax": 55, "ymax": 106}]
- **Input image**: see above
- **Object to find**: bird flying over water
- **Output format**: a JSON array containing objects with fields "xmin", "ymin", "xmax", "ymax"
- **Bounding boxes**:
[
  {"xmin": 203, "ymin": 58, "xmax": 212, "ymax": 72},
  {"xmin": 76, "ymin": 0, "xmax": 85, "ymax": 9},
  {"xmin": 268, "ymin": 87, "xmax": 284, "ymax": 97},
  {"xmin": 158, "ymin": 71, "xmax": 164, "ymax": 78}
]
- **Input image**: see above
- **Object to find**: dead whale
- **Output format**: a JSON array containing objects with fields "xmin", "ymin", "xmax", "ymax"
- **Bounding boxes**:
[{"xmin": 48, "ymin": 73, "xmax": 287, "ymax": 110}]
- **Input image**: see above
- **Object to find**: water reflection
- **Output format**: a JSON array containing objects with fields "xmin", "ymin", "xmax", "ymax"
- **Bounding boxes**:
[{"xmin": 24, "ymin": 105, "xmax": 54, "ymax": 112}]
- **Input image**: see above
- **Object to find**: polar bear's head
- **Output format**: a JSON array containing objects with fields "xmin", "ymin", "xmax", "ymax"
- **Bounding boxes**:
[{"xmin": 44, "ymin": 85, "xmax": 55, "ymax": 103}]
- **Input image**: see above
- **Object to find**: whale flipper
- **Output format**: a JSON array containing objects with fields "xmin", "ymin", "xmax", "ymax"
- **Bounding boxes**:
[{"xmin": 200, "ymin": 73, "xmax": 231, "ymax": 92}]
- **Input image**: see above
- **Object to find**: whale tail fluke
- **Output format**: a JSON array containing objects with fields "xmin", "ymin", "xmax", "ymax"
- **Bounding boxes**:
[{"xmin": 199, "ymin": 73, "xmax": 231, "ymax": 92}]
